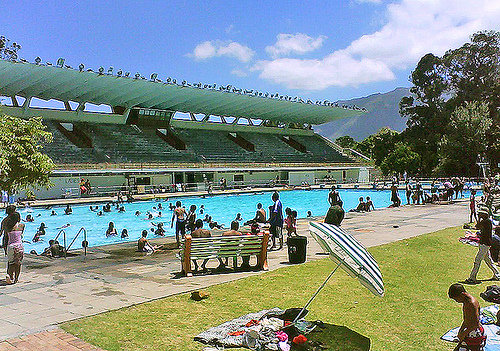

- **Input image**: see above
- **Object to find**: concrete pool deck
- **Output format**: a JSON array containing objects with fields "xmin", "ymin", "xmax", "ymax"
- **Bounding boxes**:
[{"xmin": 0, "ymin": 200, "xmax": 469, "ymax": 349}]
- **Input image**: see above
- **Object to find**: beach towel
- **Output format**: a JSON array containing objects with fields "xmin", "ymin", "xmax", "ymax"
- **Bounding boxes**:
[
  {"xmin": 442, "ymin": 304, "xmax": 500, "ymax": 350},
  {"xmin": 460, "ymin": 230, "xmax": 481, "ymax": 247},
  {"xmin": 194, "ymin": 308, "xmax": 284, "ymax": 348}
]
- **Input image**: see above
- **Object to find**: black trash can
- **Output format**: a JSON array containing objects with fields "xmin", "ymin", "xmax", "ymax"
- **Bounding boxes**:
[{"xmin": 287, "ymin": 236, "xmax": 307, "ymax": 264}]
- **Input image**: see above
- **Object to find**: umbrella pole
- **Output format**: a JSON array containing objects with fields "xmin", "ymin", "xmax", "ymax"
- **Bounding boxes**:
[{"xmin": 293, "ymin": 261, "xmax": 342, "ymax": 323}]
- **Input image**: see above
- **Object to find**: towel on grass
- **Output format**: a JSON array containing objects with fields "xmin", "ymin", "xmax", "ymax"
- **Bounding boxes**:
[
  {"xmin": 460, "ymin": 230, "xmax": 481, "ymax": 247},
  {"xmin": 194, "ymin": 308, "xmax": 284, "ymax": 349},
  {"xmin": 442, "ymin": 304, "xmax": 500, "ymax": 350}
]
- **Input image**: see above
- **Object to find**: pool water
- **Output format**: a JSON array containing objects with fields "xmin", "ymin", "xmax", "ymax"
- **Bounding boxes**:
[{"xmin": 18, "ymin": 188, "xmax": 474, "ymax": 254}]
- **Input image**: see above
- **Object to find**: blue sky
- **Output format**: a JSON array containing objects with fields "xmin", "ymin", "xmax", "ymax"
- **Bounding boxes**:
[{"xmin": 1, "ymin": 0, "xmax": 499, "ymax": 102}]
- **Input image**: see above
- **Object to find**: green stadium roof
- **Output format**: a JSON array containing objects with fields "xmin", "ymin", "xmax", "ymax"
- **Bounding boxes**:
[{"xmin": 0, "ymin": 59, "xmax": 363, "ymax": 124}]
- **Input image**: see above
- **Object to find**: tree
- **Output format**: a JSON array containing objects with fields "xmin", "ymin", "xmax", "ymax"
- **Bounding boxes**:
[
  {"xmin": 436, "ymin": 102, "xmax": 491, "ymax": 176},
  {"xmin": 380, "ymin": 142, "xmax": 421, "ymax": 176},
  {"xmin": 0, "ymin": 114, "xmax": 54, "ymax": 195},
  {"xmin": 400, "ymin": 53, "xmax": 448, "ymax": 174},
  {"xmin": 401, "ymin": 31, "xmax": 500, "ymax": 175},
  {"xmin": 335, "ymin": 135, "xmax": 358, "ymax": 150},
  {"xmin": 0, "ymin": 36, "xmax": 21, "ymax": 61},
  {"xmin": 367, "ymin": 128, "xmax": 400, "ymax": 167}
]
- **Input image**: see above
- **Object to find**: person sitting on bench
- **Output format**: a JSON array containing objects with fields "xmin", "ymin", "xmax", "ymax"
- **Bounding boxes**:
[{"xmin": 191, "ymin": 219, "xmax": 211, "ymax": 271}]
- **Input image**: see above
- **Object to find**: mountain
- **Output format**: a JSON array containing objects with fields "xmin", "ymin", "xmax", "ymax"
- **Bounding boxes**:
[{"xmin": 314, "ymin": 87, "xmax": 411, "ymax": 141}]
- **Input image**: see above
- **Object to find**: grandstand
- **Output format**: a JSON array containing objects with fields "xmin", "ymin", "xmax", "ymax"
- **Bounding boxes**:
[{"xmin": 0, "ymin": 58, "xmax": 371, "ymax": 199}]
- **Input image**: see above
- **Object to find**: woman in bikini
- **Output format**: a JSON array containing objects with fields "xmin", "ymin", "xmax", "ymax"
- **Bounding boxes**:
[{"xmin": 2, "ymin": 212, "xmax": 25, "ymax": 284}]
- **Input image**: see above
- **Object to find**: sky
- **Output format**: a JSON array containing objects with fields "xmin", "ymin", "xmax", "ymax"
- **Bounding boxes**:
[{"xmin": 1, "ymin": 0, "xmax": 500, "ymax": 102}]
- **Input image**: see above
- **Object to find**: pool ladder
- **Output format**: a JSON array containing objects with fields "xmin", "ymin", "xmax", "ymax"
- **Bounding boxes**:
[{"xmin": 53, "ymin": 227, "xmax": 88, "ymax": 257}]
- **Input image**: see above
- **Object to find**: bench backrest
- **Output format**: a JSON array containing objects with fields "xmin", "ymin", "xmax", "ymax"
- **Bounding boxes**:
[{"xmin": 180, "ymin": 235, "xmax": 264, "ymax": 260}]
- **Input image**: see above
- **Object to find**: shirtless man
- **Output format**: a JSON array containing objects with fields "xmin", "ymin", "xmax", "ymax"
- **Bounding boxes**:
[
  {"xmin": 217, "ymin": 221, "xmax": 242, "ymax": 269},
  {"xmin": 222, "ymin": 221, "xmax": 242, "ymax": 236},
  {"xmin": 328, "ymin": 186, "xmax": 342, "ymax": 206},
  {"xmin": 191, "ymin": 219, "xmax": 211, "ymax": 271},
  {"xmin": 448, "ymin": 283, "xmax": 486, "ymax": 350},
  {"xmin": 137, "ymin": 230, "xmax": 159, "ymax": 253},
  {"xmin": 171, "ymin": 201, "xmax": 187, "ymax": 247},
  {"xmin": 192, "ymin": 219, "xmax": 211, "ymax": 239},
  {"xmin": 245, "ymin": 203, "xmax": 266, "ymax": 225}
]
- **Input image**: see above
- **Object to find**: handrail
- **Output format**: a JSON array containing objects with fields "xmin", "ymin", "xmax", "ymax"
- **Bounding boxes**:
[
  {"xmin": 53, "ymin": 228, "xmax": 66, "ymax": 242},
  {"xmin": 66, "ymin": 227, "xmax": 87, "ymax": 253}
]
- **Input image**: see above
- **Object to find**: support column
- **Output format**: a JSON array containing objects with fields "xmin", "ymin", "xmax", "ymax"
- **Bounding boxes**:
[{"xmin": 22, "ymin": 97, "xmax": 31, "ymax": 116}]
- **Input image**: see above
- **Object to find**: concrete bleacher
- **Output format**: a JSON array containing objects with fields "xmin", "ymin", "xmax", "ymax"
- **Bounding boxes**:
[
  {"xmin": 42, "ymin": 121, "xmax": 102, "ymax": 164},
  {"xmin": 41, "ymin": 121, "xmax": 355, "ymax": 165}
]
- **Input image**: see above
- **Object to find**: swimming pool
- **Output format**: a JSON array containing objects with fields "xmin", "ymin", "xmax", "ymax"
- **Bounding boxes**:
[{"xmin": 18, "ymin": 188, "xmax": 474, "ymax": 254}]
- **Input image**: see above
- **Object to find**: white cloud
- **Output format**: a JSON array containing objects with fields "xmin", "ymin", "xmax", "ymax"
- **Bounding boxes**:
[
  {"xmin": 231, "ymin": 69, "xmax": 248, "ymax": 77},
  {"xmin": 254, "ymin": 0, "xmax": 500, "ymax": 90},
  {"xmin": 192, "ymin": 41, "xmax": 217, "ymax": 60},
  {"xmin": 265, "ymin": 33, "xmax": 327, "ymax": 58},
  {"xmin": 254, "ymin": 50, "xmax": 395, "ymax": 90},
  {"xmin": 190, "ymin": 40, "xmax": 255, "ymax": 63}
]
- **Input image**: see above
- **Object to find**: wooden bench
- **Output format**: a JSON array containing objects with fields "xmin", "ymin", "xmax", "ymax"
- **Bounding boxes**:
[{"xmin": 179, "ymin": 233, "xmax": 269, "ymax": 277}]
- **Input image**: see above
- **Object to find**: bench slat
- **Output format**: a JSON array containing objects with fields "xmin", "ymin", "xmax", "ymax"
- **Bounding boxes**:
[
  {"xmin": 190, "ymin": 247, "xmax": 262, "ymax": 255},
  {"xmin": 192, "ymin": 251, "xmax": 261, "ymax": 260},
  {"xmin": 190, "ymin": 243, "xmax": 262, "ymax": 251}
]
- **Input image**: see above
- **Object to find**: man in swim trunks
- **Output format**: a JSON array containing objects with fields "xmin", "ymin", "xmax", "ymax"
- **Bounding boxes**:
[
  {"xmin": 328, "ymin": 186, "xmax": 341, "ymax": 206},
  {"xmin": 171, "ymin": 201, "xmax": 187, "ymax": 247},
  {"xmin": 448, "ymin": 283, "xmax": 486, "ymax": 350}
]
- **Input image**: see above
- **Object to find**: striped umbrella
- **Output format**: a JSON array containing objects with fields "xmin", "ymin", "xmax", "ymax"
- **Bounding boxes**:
[{"xmin": 294, "ymin": 222, "xmax": 384, "ymax": 322}]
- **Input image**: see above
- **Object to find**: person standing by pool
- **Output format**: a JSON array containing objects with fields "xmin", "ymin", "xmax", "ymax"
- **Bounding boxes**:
[
  {"xmin": 1, "ymin": 205, "xmax": 16, "ymax": 237},
  {"xmin": 465, "ymin": 210, "xmax": 500, "ymax": 284},
  {"xmin": 186, "ymin": 205, "xmax": 197, "ymax": 233},
  {"xmin": 269, "ymin": 192, "xmax": 284, "ymax": 250},
  {"xmin": 2, "ymin": 211, "xmax": 24, "ymax": 284},
  {"xmin": 328, "ymin": 185, "xmax": 341, "ymax": 206},
  {"xmin": 171, "ymin": 201, "xmax": 187, "ymax": 247},
  {"xmin": 405, "ymin": 180, "xmax": 412, "ymax": 205},
  {"xmin": 415, "ymin": 180, "xmax": 424, "ymax": 205},
  {"xmin": 390, "ymin": 183, "xmax": 401, "ymax": 207},
  {"xmin": 470, "ymin": 189, "xmax": 478, "ymax": 223}
]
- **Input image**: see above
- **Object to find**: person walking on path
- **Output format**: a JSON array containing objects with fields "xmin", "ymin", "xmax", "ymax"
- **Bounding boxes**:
[
  {"xmin": 448, "ymin": 283, "xmax": 486, "ymax": 351},
  {"xmin": 465, "ymin": 209, "xmax": 500, "ymax": 284},
  {"xmin": 269, "ymin": 192, "xmax": 284, "ymax": 250},
  {"xmin": 2, "ymin": 211, "xmax": 25, "ymax": 284}
]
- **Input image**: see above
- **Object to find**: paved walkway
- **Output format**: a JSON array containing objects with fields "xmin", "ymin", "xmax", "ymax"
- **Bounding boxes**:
[
  {"xmin": 0, "ymin": 201, "xmax": 468, "ymax": 349},
  {"xmin": 0, "ymin": 329, "xmax": 104, "ymax": 350}
]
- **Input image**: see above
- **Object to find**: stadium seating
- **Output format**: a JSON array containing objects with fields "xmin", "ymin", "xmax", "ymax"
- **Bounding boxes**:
[{"xmin": 41, "ymin": 121, "xmax": 355, "ymax": 165}]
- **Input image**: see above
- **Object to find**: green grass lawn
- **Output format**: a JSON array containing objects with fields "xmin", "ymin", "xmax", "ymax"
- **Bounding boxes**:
[{"xmin": 62, "ymin": 226, "xmax": 494, "ymax": 351}]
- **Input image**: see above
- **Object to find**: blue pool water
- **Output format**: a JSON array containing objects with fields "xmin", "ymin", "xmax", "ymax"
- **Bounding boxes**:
[{"xmin": 18, "ymin": 188, "xmax": 473, "ymax": 253}]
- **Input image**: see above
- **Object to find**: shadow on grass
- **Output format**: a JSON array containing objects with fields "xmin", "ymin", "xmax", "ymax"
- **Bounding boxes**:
[
  {"xmin": 459, "ymin": 278, "xmax": 499, "ymax": 286},
  {"xmin": 305, "ymin": 323, "xmax": 370, "ymax": 351}
]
